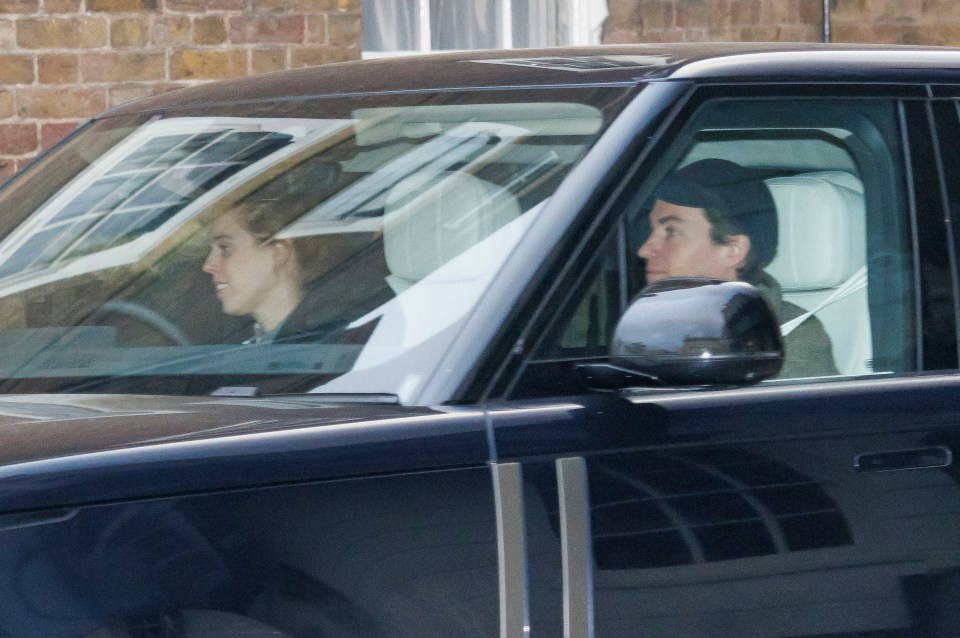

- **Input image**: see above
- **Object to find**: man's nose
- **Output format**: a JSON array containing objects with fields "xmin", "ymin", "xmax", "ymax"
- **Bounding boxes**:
[{"xmin": 637, "ymin": 235, "xmax": 657, "ymax": 259}]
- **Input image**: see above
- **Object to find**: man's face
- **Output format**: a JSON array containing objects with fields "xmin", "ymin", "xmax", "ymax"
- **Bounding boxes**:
[{"xmin": 637, "ymin": 200, "xmax": 745, "ymax": 285}]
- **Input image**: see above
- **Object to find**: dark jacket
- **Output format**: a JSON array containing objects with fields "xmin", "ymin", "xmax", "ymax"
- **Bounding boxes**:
[{"xmin": 754, "ymin": 272, "xmax": 839, "ymax": 379}]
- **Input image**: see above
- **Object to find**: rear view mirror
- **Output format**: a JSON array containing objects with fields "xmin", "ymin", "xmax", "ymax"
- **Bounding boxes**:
[{"xmin": 580, "ymin": 278, "xmax": 783, "ymax": 388}]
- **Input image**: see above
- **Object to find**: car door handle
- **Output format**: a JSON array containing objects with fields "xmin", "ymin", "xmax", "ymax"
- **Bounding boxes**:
[{"xmin": 854, "ymin": 446, "xmax": 953, "ymax": 472}]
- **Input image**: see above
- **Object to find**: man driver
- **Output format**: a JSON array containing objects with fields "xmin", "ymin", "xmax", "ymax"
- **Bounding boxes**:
[{"xmin": 637, "ymin": 158, "xmax": 838, "ymax": 379}]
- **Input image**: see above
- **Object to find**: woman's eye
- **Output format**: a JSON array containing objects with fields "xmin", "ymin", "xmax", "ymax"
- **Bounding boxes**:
[{"xmin": 216, "ymin": 243, "xmax": 233, "ymax": 257}]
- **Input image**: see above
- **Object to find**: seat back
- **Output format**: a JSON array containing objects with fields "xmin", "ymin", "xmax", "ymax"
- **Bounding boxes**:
[
  {"xmin": 382, "ymin": 171, "xmax": 521, "ymax": 293},
  {"xmin": 765, "ymin": 171, "xmax": 871, "ymax": 376}
]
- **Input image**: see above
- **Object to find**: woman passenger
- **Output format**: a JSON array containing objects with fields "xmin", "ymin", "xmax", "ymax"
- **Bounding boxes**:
[{"xmin": 202, "ymin": 200, "xmax": 325, "ymax": 344}]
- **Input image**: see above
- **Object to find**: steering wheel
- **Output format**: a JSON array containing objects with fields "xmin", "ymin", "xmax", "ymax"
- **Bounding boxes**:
[{"xmin": 91, "ymin": 300, "xmax": 193, "ymax": 346}]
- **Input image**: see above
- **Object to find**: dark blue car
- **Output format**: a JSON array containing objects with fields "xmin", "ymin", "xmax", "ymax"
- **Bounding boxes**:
[{"xmin": 0, "ymin": 43, "xmax": 958, "ymax": 637}]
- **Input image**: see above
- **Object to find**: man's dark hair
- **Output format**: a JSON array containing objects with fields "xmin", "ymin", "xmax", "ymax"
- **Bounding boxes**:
[{"xmin": 654, "ymin": 159, "xmax": 778, "ymax": 283}]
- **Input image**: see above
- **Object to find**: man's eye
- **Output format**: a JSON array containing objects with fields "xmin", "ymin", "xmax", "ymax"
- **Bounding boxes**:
[{"xmin": 216, "ymin": 243, "xmax": 233, "ymax": 256}]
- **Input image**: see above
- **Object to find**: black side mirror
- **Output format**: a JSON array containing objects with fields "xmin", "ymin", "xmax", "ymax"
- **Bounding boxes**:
[{"xmin": 579, "ymin": 277, "xmax": 783, "ymax": 388}]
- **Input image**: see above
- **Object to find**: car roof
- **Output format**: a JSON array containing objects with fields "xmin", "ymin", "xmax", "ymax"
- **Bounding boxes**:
[{"xmin": 106, "ymin": 43, "xmax": 960, "ymax": 116}]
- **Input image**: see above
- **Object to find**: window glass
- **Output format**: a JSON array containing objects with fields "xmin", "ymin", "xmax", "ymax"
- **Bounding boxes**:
[
  {"xmin": 530, "ymin": 97, "xmax": 915, "ymax": 382},
  {"xmin": 0, "ymin": 87, "xmax": 631, "ymax": 400}
]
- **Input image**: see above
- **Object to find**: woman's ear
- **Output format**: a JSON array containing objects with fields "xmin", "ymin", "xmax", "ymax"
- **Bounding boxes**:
[{"xmin": 269, "ymin": 238, "xmax": 296, "ymax": 271}]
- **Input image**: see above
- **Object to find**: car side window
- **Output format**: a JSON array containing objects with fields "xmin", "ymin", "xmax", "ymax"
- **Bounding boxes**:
[{"xmin": 526, "ymin": 96, "xmax": 917, "ymax": 387}]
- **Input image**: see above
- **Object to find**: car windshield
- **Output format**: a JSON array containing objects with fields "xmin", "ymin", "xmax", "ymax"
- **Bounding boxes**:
[{"xmin": 0, "ymin": 86, "xmax": 632, "ymax": 399}]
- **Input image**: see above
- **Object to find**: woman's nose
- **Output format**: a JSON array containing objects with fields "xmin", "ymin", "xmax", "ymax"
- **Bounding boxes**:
[{"xmin": 202, "ymin": 251, "xmax": 217, "ymax": 274}]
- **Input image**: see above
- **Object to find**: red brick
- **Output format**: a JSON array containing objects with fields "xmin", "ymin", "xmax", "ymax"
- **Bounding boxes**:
[
  {"xmin": 759, "ymin": 0, "xmax": 798, "ymax": 24},
  {"xmin": 901, "ymin": 24, "xmax": 942, "ymax": 44},
  {"xmin": 109, "ymin": 83, "xmax": 185, "ymax": 107},
  {"xmin": 873, "ymin": 0, "xmax": 923, "ymax": 24},
  {"xmin": 779, "ymin": 25, "xmax": 821, "ymax": 41},
  {"xmin": 831, "ymin": 0, "xmax": 869, "ymax": 21},
  {"xmin": 940, "ymin": 22, "xmax": 960, "ymax": 45},
  {"xmin": 254, "ymin": 0, "xmax": 336, "ymax": 10},
  {"xmin": 194, "ymin": 16, "xmax": 227, "ymax": 45},
  {"xmin": 640, "ymin": 1, "xmax": 673, "ymax": 30},
  {"xmin": 45, "ymin": 0, "xmax": 83, "ymax": 12},
  {"xmin": 17, "ymin": 87, "xmax": 107, "ymax": 119},
  {"xmin": 923, "ymin": 0, "xmax": 960, "ymax": 20},
  {"xmin": 0, "ymin": 160, "xmax": 16, "ymax": 181},
  {"xmin": 0, "ymin": 55, "xmax": 34, "ymax": 84},
  {"xmin": 799, "ymin": 0, "xmax": 824, "ymax": 24},
  {"xmin": 111, "ymin": 18, "xmax": 151, "ymax": 48},
  {"xmin": 252, "ymin": 47, "xmax": 288, "ymax": 73},
  {"xmin": 290, "ymin": 45, "xmax": 357, "ymax": 68},
  {"xmin": 0, "ymin": 1, "xmax": 39, "ymax": 14},
  {"xmin": 153, "ymin": 16, "xmax": 191, "ymax": 46},
  {"xmin": 88, "ymin": 0, "xmax": 159, "ymax": 10},
  {"xmin": 708, "ymin": 0, "xmax": 734, "ymax": 28},
  {"xmin": 17, "ymin": 17, "xmax": 107, "ymax": 49},
  {"xmin": 80, "ymin": 52, "xmax": 165, "ymax": 83},
  {"xmin": 831, "ymin": 22, "xmax": 901, "ymax": 43},
  {"xmin": 229, "ymin": 16, "xmax": 305, "ymax": 44},
  {"xmin": 164, "ymin": 0, "xmax": 204, "ymax": 11},
  {"xmin": 731, "ymin": 0, "xmax": 762, "ymax": 25},
  {"xmin": 328, "ymin": 13, "xmax": 360, "ymax": 46},
  {"xmin": 604, "ymin": 29, "xmax": 640, "ymax": 44},
  {"xmin": 0, "ymin": 20, "xmax": 14, "ymax": 50},
  {"xmin": 170, "ymin": 49, "xmax": 247, "ymax": 80},
  {"xmin": 0, "ymin": 123, "xmax": 37, "ymax": 155},
  {"xmin": 206, "ymin": 0, "xmax": 246, "ymax": 9},
  {"xmin": 40, "ymin": 122, "xmax": 79, "ymax": 149},
  {"xmin": 165, "ymin": 0, "xmax": 245, "ymax": 10},
  {"xmin": 675, "ymin": 0, "xmax": 710, "ymax": 28},
  {"xmin": 305, "ymin": 15, "xmax": 326, "ymax": 43},
  {"xmin": 738, "ymin": 24, "xmax": 786, "ymax": 40},
  {"xmin": 0, "ymin": 90, "xmax": 12, "ymax": 118},
  {"xmin": 38, "ymin": 54, "xmax": 79, "ymax": 84}
]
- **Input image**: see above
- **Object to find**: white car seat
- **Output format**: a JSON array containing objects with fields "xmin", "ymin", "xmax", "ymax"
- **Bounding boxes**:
[
  {"xmin": 765, "ymin": 171, "xmax": 871, "ymax": 376},
  {"xmin": 382, "ymin": 170, "xmax": 522, "ymax": 294}
]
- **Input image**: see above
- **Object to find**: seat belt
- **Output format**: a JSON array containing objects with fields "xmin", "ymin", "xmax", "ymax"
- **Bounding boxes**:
[{"xmin": 780, "ymin": 265, "xmax": 867, "ymax": 337}]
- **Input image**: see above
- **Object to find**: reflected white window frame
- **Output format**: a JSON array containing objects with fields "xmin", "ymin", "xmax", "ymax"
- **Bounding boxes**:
[
  {"xmin": 0, "ymin": 117, "xmax": 354, "ymax": 300},
  {"xmin": 361, "ymin": 0, "xmax": 608, "ymax": 57}
]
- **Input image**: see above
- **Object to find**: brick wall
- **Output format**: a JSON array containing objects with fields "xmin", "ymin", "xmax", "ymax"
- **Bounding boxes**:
[
  {"xmin": 605, "ymin": 0, "xmax": 960, "ymax": 46},
  {"xmin": 830, "ymin": 0, "xmax": 960, "ymax": 45},
  {"xmin": 604, "ymin": 0, "xmax": 824, "ymax": 44},
  {"xmin": 0, "ymin": 0, "xmax": 361, "ymax": 179}
]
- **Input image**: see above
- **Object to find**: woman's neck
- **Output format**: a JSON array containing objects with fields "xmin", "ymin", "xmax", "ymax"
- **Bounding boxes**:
[{"xmin": 254, "ymin": 283, "xmax": 302, "ymax": 332}]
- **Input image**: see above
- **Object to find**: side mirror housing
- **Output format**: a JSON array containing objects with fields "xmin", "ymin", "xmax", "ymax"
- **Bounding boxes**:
[{"xmin": 602, "ymin": 277, "xmax": 783, "ymax": 386}]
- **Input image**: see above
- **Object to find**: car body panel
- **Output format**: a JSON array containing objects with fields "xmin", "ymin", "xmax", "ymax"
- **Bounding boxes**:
[{"xmin": 1, "ymin": 43, "xmax": 960, "ymax": 637}]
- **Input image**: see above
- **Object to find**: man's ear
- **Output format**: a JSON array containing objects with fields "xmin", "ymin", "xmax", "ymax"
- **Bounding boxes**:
[{"xmin": 724, "ymin": 234, "xmax": 751, "ymax": 270}]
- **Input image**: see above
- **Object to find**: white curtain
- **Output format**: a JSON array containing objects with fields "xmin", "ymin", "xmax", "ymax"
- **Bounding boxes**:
[
  {"xmin": 430, "ymin": 0, "xmax": 498, "ymax": 50},
  {"xmin": 362, "ymin": 0, "xmax": 608, "ymax": 53},
  {"xmin": 362, "ymin": 0, "xmax": 419, "ymax": 51}
]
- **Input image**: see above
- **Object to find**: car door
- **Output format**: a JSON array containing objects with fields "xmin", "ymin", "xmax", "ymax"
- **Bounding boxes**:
[
  {"xmin": 0, "ymin": 401, "xmax": 501, "ymax": 638},
  {"xmin": 486, "ymin": 84, "xmax": 960, "ymax": 637}
]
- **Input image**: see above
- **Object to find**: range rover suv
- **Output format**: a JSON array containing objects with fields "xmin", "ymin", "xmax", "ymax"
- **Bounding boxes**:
[{"xmin": 0, "ymin": 43, "xmax": 958, "ymax": 637}]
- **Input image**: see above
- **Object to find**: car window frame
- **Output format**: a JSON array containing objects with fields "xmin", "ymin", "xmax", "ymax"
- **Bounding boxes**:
[{"xmin": 486, "ymin": 81, "xmax": 953, "ymax": 402}]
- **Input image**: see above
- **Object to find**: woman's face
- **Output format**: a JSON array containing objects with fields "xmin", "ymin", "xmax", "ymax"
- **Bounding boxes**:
[{"xmin": 202, "ymin": 213, "xmax": 289, "ymax": 326}]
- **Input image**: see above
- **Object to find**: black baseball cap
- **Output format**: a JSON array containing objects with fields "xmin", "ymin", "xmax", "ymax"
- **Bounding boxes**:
[{"xmin": 654, "ymin": 158, "xmax": 778, "ymax": 268}]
